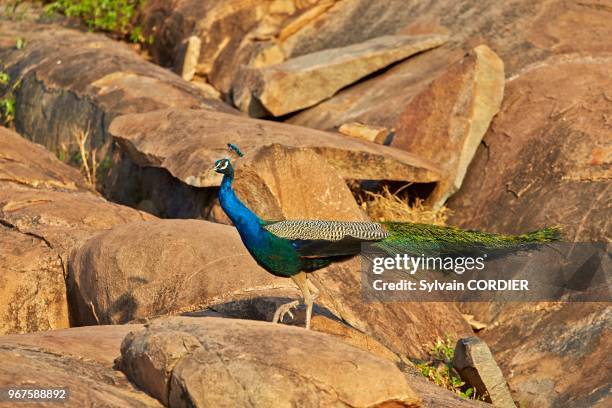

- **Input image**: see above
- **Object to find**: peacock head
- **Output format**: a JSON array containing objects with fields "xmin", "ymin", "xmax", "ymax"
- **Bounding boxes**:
[{"xmin": 213, "ymin": 158, "xmax": 233, "ymax": 175}]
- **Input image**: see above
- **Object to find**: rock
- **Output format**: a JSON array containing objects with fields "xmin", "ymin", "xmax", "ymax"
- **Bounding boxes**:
[
  {"xmin": 0, "ymin": 325, "xmax": 162, "ymax": 407},
  {"xmin": 0, "ymin": 225, "xmax": 69, "ymax": 335},
  {"xmin": 0, "ymin": 183, "xmax": 153, "ymax": 259},
  {"xmin": 225, "ymin": 144, "xmax": 370, "ymax": 222},
  {"xmin": 453, "ymin": 337, "xmax": 516, "ymax": 407},
  {"xmin": 462, "ymin": 314, "xmax": 487, "ymax": 332},
  {"xmin": 139, "ymin": 0, "xmax": 339, "ymax": 96},
  {"xmin": 392, "ymin": 45, "xmax": 504, "ymax": 208},
  {"xmin": 338, "ymin": 122, "xmax": 390, "ymax": 144},
  {"xmin": 448, "ymin": 55, "xmax": 611, "ymax": 241},
  {"xmin": 0, "ymin": 20, "xmax": 234, "ymax": 155},
  {"xmin": 108, "ymin": 108, "xmax": 441, "ymax": 189},
  {"xmin": 119, "ymin": 316, "xmax": 421, "ymax": 407},
  {"xmin": 0, "ymin": 127, "xmax": 88, "ymax": 191},
  {"xmin": 174, "ymin": 35, "xmax": 201, "ymax": 81},
  {"xmin": 67, "ymin": 219, "xmax": 291, "ymax": 326},
  {"xmin": 311, "ymin": 256, "xmax": 474, "ymax": 360},
  {"xmin": 460, "ymin": 302, "xmax": 612, "ymax": 408},
  {"xmin": 233, "ymin": 34, "xmax": 448, "ymax": 117},
  {"xmin": 288, "ymin": 0, "xmax": 612, "ymax": 131}
]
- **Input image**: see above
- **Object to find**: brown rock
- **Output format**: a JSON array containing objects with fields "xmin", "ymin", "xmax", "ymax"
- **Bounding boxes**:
[
  {"xmin": 108, "ymin": 108, "xmax": 441, "ymax": 189},
  {"xmin": 448, "ymin": 55, "xmax": 611, "ymax": 241},
  {"xmin": 288, "ymin": 0, "xmax": 612, "ymax": 131},
  {"xmin": 174, "ymin": 35, "xmax": 202, "ymax": 81},
  {"xmin": 139, "ymin": 0, "xmax": 339, "ymax": 96},
  {"xmin": 460, "ymin": 302, "xmax": 612, "ymax": 407},
  {"xmin": 0, "ymin": 127, "xmax": 88, "ymax": 191},
  {"xmin": 338, "ymin": 122, "xmax": 390, "ymax": 144},
  {"xmin": 312, "ymin": 257, "xmax": 474, "ymax": 360},
  {"xmin": 0, "ymin": 183, "xmax": 153, "ymax": 258},
  {"xmin": 453, "ymin": 337, "xmax": 516, "ymax": 407},
  {"xmin": 0, "ymin": 226, "xmax": 68, "ymax": 335},
  {"xmin": 392, "ymin": 45, "xmax": 505, "ymax": 208},
  {"xmin": 119, "ymin": 317, "xmax": 421, "ymax": 407},
  {"xmin": 233, "ymin": 34, "xmax": 447, "ymax": 117},
  {"xmin": 0, "ymin": 20, "xmax": 234, "ymax": 155},
  {"xmin": 67, "ymin": 219, "xmax": 292, "ymax": 325},
  {"xmin": 0, "ymin": 325, "xmax": 162, "ymax": 407},
  {"xmin": 228, "ymin": 144, "xmax": 370, "ymax": 221}
]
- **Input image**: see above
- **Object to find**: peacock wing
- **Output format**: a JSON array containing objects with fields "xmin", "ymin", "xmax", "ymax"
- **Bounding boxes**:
[{"xmin": 263, "ymin": 220, "xmax": 389, "ymax": 257}]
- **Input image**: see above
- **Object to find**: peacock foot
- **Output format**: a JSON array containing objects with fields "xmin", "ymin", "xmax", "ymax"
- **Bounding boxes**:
[{"xmin": 272, "ymin": 300, "xmax": 300, "ymax": 324}]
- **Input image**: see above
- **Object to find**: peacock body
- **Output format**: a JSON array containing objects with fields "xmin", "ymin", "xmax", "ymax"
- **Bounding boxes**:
[{"xmin": 213, "ymin": 151, "xmax": 560, "ymax": 328}]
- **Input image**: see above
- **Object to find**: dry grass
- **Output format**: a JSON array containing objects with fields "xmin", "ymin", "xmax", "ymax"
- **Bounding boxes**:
[
  {"xmin": 360, "ymin": 185, "xmax": 449, "ymax": 225},
  {"xmin": 73, "ymin": 127, "xmax": 97, "ymax": 187}
]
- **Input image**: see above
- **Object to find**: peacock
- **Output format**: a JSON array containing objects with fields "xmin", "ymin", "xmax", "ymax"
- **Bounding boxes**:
[{"xmin": 213, "ymin": 144, "xmax": 561, "ymax": 329}]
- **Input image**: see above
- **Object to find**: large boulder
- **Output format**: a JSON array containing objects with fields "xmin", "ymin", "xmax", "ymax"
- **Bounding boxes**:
[
  {"xmin": 119, "ymin": 317, "xmax": 421, "ymax": 407},
  {"xmin": 67, "ymin": 219, "xmax": 292, "ymax": 326},
  {"xmin": 108, "ymin": 108, "xmax": 441, "ymax": 188},
  {"xmin": 391, "ymin": 45, "xmax": 504, "ymax": 208},
  {"xmin": 287, "ymin": 0, "xmax": 612, "ymax": 130},
  {"xmin": 0, "ymin": 19, "xmax": 234, "ymax": 155},
  {"xmin": 0, "ymin": 325, "xmax": 162, "ymax": 407},
  {"xmin": 233, "ymin": 33, "xmax": 447, "ymax": 117},
  {"xmin": 449, "ymin": 55, "xmax": 611, "ymax": 407}
]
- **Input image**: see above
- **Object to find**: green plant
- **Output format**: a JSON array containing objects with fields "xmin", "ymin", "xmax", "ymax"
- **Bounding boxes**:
[
  {"xmin": 45, "ymin": 0, "xmax": 148, "ymax": 43},
  {"xmin": 0, "ymin": 70, "xmax": 17, "ymax": 124},
  {"xmin": 413, "ymin": 336, "xmax": 482, "ymax": 400}
]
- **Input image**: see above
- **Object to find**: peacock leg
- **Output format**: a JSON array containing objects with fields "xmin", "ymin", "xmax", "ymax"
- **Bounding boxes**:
[
  {"xmin": 291, "ymin": 272, "xmax": 314, "ymax": 329},
  {"xmin": 272, "ymin": 299, "xmax": 300, "ymax": 324}
]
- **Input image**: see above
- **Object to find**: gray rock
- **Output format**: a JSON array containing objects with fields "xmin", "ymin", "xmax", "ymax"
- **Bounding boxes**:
[{"xmin": 453, "ymin": 337, "xmax": 516, "ymax": 407}]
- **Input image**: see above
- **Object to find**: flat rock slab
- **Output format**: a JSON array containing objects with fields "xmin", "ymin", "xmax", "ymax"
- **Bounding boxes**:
[
  {"xmin": 0, "ymin": 127, "xmax": 88, "ymax": 191},
  {"xmin": 119, "ymin": 317, "xmax": 421, "ymax": 407},
  {"xmin": 0, "ymin": 20, "xmax": 234, "ymax": 154},
  {"xmin": 109, "ymin": 108, "xmax": 441, "ymax": 188},
  {"xmin": 68, "ymin": 219, "xmax": 292, "ymax": 326},
  {"xmin": 0, "ymin": 325, "xmax": 161, "ymax": 407},
  {"xmin": 287, "ymin": 0, "xmax": 612, "ymax": 131},
  {"xmin": 392, "ymin": 45, "xmax": 504, "ymax": 208},
  {"xmin": 233, "ymin": 34, "xmax": 447, "ymax": 116},
  {"xmin": 453, "ymin": 337, "xmax": 516, "ymax": 407}
]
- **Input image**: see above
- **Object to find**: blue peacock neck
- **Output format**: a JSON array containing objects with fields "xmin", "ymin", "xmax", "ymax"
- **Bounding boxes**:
[{"xmin": 218, "ymin": 167, "xmax": 263, "ymax": 238}]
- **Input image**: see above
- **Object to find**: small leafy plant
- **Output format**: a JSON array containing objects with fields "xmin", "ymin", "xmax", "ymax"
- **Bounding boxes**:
[
  {"xmin": 44, "ymin": 0, "xmax": 150, "ymax": 43},
  {"xmin": 0, "ymin": 70, "xmax": 17, "ymax": 125},
  {"xmin": 413, "ymin": 336, "xmax": 481, "ymax": 400}
]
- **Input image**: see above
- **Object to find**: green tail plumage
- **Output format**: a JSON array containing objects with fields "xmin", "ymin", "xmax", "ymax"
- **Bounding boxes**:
[{"xmin": 375, "ymin": 222, "xmax": 562, "ymax": 255}]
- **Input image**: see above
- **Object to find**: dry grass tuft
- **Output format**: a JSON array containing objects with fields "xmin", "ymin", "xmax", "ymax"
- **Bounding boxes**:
[
  {"xmin": 361, "ymin": 185, "xmax": 449, "ymax": 225},
  {"xmin": 73, "ymin": 127, "xmax": 97, "ymax": 187}
]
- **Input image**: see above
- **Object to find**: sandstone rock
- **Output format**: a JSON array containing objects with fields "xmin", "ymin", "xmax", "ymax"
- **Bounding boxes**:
[
  {"xmin": 0, "ymin": 225, "xmax": 69, "ymax": 335},
  {"xmin": 233, "ymin": 34, "xmax": 447, "ymax": 117},
  {"xmin": 0, "ymin": 325, "xmax": 162, "ymax": 407},
  {"xmin": 0, "ymin": 183, "xmax": 153, "ymax": 259},
  {"xmin": 0, "ymin": 20, "xmax": 234, "ymax": 155},
  {"xmin": 108, "ymin": 108, "xmax": 441, "ymax": 189},
  {"xmin": 338, "ymin": 122, "xmax": 390, "ymax": 144},
  {"xmin": 139, "ymin": 0, "xmax": 339, "ymax": 96},
  {"xmin": 67, "ymin": 219, "xmax": 292, "ymax": 326},
  {"xmin": 311, "ymin": 256, "xmax": 474, "ymax": 360},
  {"xmin": 119, "ymin": 317, "xmax": 421, "ymax": 407},
  {"xmin": 288, "ymin": 0, "xmax": 612, "ymax": 130},
  {"xmin": 453, "ymin": 337, "xmax": 516, "ymax": 407},
  {"xmin": 0, "ymin": 127, "xmax": 88, "ymax": 191},
  {"xmin": 225, "ymin": 144, "xmax": 370, "ymax": 222},
  {"xmin": 392, "ymin": 45, "xmax": 504, "ymax": 208},
  {"xmin": 461, "ymin": 302, "xmax": 612, "ymax": 408},
  {"xmin": 174, "ymin": 36, "xmax": 202, "ymax": 81},
  {"xmin": 448, "ymin": 55, "xmax": 611, "ymax": 241}
]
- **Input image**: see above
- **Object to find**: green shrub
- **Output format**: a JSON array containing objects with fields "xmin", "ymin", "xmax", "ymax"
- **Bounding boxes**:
[{"xmin": 45, "ymin": 0, "xmax": 148, "ymax": 42}]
